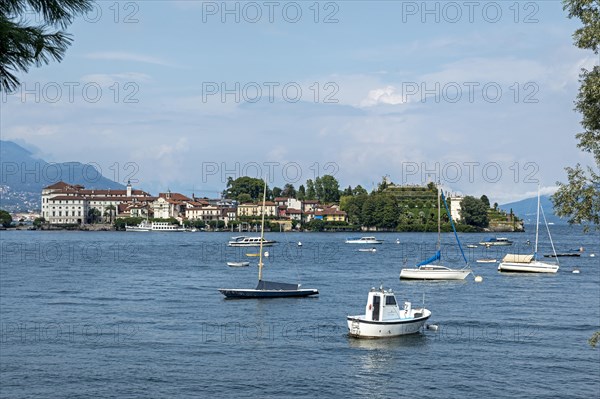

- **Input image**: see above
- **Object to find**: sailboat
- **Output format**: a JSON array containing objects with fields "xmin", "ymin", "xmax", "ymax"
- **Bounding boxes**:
[
  {"xmin": 219, "ymin": 182, "xmax": 319, "ymax": 298},
  {"xmin": 399, "ymin": 187, "xmax": 471, "ymax": 280},
  {"xmin": 498, "ymin": 187, "xmax": 559, "ymax": 273}
]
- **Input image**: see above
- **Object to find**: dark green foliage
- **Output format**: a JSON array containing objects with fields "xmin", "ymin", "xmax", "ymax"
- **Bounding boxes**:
[
  {"xmin": 1, "ymin": 0, "xmax": 94, "ymax": 91},
  {"xmin": 459, "ymin": 196, "xmax": 490, "ymax": 228},
  {"xmin": 554, "ymin": 0, "xmax": 600, "ymax": 231},
  {"xmin": 0, "ymin": 209, "xmax": 12, "ymax": 227},
  {"xmin": 225, "ymin": 177, "xmax": 267, "ymax": 202}
]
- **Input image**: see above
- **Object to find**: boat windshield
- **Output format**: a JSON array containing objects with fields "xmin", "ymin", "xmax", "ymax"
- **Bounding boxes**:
[{"xmin": 385, "ymin": 296, "xmax": 397, "ymax": 305}]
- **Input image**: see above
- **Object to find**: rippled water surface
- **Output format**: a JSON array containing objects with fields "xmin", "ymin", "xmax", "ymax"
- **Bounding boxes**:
[{"xmin": 1, "ymin": 226, "xmax": 599, "ymax": 398}]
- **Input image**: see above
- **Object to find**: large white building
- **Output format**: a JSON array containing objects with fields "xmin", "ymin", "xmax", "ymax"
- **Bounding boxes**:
[
  {"xmin": 41, "ymin": 181, "xmax": 152, "ymax": 224},
  {"xmin": 448, "ymin": 196, "xmax": 463, "ymax": 222}
]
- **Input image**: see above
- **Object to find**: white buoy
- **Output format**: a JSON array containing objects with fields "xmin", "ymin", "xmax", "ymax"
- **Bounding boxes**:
[
  {"xmin": 474, "ymin": 275, "xmax": 483, "ymax": 283},
  {"xmin": 264, "ymin": 251, "xmax": 269, "ymax": 257},
  {"xmin": 572, "ymin": 269, "xmax": 580, "ymax": 274},
  {"xmin": 396, "ymin": 239, "xmax": 400, "ymax": 244},
  {"xmin": 297, "ymin": 241, "xmax": 302, "ymax": 247},
  {"xmin": 426, "ymin": 324, "xmax": 439, "ymax": 331},
  {"xmin": 590, "ymin": 254, "xmax": 595, "ymax": 257}
]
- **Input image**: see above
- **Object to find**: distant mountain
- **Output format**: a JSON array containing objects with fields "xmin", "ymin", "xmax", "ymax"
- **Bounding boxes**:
[
  {"xmin": 500, "ymin": 195, "xmax": 566, "ymax": 225},
  {"xmin": 1, "ymin": 140, "xmax": 124, "ymax": 212}
]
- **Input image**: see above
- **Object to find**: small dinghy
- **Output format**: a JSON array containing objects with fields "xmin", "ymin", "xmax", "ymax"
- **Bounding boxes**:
[
  {"xmin": 476, "ymin": 258, "xmax": 497, "ymax": 264},
  {"xmin": 358, "ymin": 248, "xmax": 377, "ymax": 253},
  {"xmin": 227, "ymin": 261, "xmax": 250, "ymax": 267},
  {"xmin": 347, "ymin": 286, "xmax": 431, "ymax": 338}
]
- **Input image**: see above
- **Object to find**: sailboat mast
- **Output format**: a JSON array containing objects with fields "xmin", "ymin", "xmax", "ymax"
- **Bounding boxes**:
[
  {"xmin": 437, "ymin": 184, "xmax": 441, "ymax": 251},
  {"xmin": 534, "ymin": 185, "xmax": 540, "ymax": 260},
  {"xmin": 258, "ymin": 181, "xmax": 267, "ymax": 282}
]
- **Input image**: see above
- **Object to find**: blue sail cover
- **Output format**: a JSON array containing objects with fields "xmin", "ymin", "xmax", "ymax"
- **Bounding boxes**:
[{"xmin": 417, "ymin": 250, "xmax": 441, "ymax": 266}]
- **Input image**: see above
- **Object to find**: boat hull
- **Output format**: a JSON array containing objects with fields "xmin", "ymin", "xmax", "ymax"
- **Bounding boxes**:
[
  {"xmin": 226, "ymin": 262, "xmax": 250, "ymax": 267},
  {"xmin": 228, "ymin": 242, "xmax": 275, "ymax": 247},
  {"xmin": 399, "ymin": 268, "xmax": 471, "ymax": 280},
  {"xmin": 346, "ymin": 240, "xmax": 383, "ymax": 244},
  {"xmin": 219, "ymin": 288, "xmax": 319, "ymax": 298},
  {"xmin": 347, "ymin": 311, "xmax": 431, "ymax": 338},
  {"xmin": 498, "ymin": 261, "xmax": 559, "ymax": 273}
]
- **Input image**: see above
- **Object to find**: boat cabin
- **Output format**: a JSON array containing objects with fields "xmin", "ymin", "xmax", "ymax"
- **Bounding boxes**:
[{"xmin": 364, "ymin": 287, "xmax": 419, "ymax": 322}]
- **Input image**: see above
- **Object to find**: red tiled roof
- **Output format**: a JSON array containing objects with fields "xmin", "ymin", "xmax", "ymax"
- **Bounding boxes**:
[
  {"xmin": 44, "ymin": 181, "xmax": 72, "ymax": 190},
  {"xmin": 286, "ymin": 208, "xmax": 302, "ymax": 214},
  {"xmin": 159, "ymin": 193, "xmax": 191, "ymax": 201},
  {"xmin": 274, "ymin": 197, "xmax": 290, "ymax": 201}
]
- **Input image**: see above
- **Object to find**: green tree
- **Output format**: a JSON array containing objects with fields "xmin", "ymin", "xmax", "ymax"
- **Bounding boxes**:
[
  {"xmin": 305, "ymin": 179, "xmax": 316, "ymax": 200},
  {"xmin": 480, "ymin": 195, "xmax": 490, "ymax": 208},
  {"xmin": 33, "ymin": 216, "xmax": 45, "ymax": 228},
  {"xmin": 342, "ymin": 185, "xmax": 353, "ymax": 197},
  {"xmin": 297, "ymin": 184, "xmax": 306, "ymax": 200},
  {"xmin": 237, "ymin": 193, "xmax": 252, "ymax": 204},
  {"xmin": 225, "ymin": 177, "xmax": 266, "ymax": 201},
  {"xmin": 460, "ymin": 196, "xmax": 489, "ymax": 228},
  {"xmin": 0, "ymin": 209, "xmax": 12, "ymax": 227},
  {"xmin": 1, "ymin": 0, "xmax": 94, "ymax": 91},
  {"xmin": 353, "ymin": 185, "xmax": 368, "ymax": 196},
  {"xmin": 318, "ymin": 175, "xmax": 340, "ymax": 203},
  {"xmin": 553, "ymin": 0, "xmax": 600, "ymax": 231},
  {"xmin": 87, "ymin": 207, "xmax": 101, "ymax": 224},
  {"xmin": 281, "ymin": 183, "xmax": 296, "ymax": 198},
  {"xmin": 272, "ymin": 186, "xmax": 282, "ymax": 198}
]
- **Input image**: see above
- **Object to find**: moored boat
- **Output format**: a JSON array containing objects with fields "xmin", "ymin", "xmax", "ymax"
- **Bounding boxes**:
[
  {"xmin": 479, "ymin": 237, "xmax": 513, "ymax": 246},
  {"xmin": 498, "ymin": 187, "xmax": 559, "ymax": 274},
  {"xmin": 228, "ymin": 236, "xmax": 276, "ymax": 247},
  {"xmin": 125, "ymin": 221, "xmax": 187, "ymax": 232},
  {"xmin": 347, "ymin": 286, "xmax": 431, "ymax": 338},
  {"xmin": 227, "ymin": 261, "xmax": 250, "ymax": 267},
  {"xmin": 345, "ymin": 236, "xmax": 384, "ymax": 244}
]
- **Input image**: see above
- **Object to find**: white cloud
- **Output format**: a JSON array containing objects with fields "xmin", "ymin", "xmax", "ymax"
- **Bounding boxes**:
[
  {"xmin": 360, "ymin": 86, "xmax": 408, "ymax": 107},
  {"xmin": 85, "ymin": 52, "xmax": 180, "ymax": 68}
]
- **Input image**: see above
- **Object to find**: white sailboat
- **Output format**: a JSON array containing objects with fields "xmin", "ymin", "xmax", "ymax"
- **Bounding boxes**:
[
  {"xmin": 400, "ymin": 187, "xmax": 471, "ymax": 280},
  {"xmin": 219, "ymin": 182, "xmax": 319, "ymax": 298},
  {"xmin": 498, "ymin": 187, "xmax": 559, "ymax": 273}
]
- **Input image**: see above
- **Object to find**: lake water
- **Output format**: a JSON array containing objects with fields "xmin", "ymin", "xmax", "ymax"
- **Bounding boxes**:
[{"xmin": 1, "ymin": 226, "xmax": 599, "ymax": 398}]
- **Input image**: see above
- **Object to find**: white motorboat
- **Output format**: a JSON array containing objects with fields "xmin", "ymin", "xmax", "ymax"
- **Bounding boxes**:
[
  {"xmin": 498, "ymin": 187, "xmax": 559, "ymax": 274},
  {"xmin": 125, "ymin": 221, "xmax": 187, "ymax": 232},
  {"xmin": 358, "ymin": 248, "xmax": 377, "ymax": 252},
  {"xmin": 345, "ymin": 236, "xmax": 384, "ymax": 244},
  {"xmin": 347, "ymin": 286, "xmax": 431, "ymax": 338},
  {"xmin": 227, "ymin": 261, "xmax": 250, "ymax": 267},
  {"xmin": 400, "ymin": 265, "xmax": 471, "ymax": 280},
  {"xmin": 479, "ymin": 237, "xmax": 513, "ymax": 246},
  {"xmin": 400, "ymin": 187, "xmax": 471, "ymax": 280},
  {"xmin": 228, "ymin": 236, "xmax": 276, "ymax": 247}
]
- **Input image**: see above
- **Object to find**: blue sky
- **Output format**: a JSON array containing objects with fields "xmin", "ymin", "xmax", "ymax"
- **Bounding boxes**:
[{"xmin": 2, "ymin": 1, "xmax": 598, "ymax": 203}]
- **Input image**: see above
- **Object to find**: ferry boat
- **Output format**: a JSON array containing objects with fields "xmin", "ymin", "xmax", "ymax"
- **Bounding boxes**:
[
  {"xmin": 125, "ymin": 221, "xmax": 187, "ymax": 232},
  {"xmin": 347, "ymin": 286, "xmax": 431, "ymax": 338},
  {"xmin": 345, "ymin": 236, "xmax": 384, "ymax": 244},
  {"xmin": 227, "ymin": 236, "xmax": 276, "ymax": 247}
]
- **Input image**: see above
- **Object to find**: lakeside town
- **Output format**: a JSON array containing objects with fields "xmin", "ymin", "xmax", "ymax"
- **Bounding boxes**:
[{"xmin": 1, "ymin": 176, "xmax": 523, "ymax": 232}]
